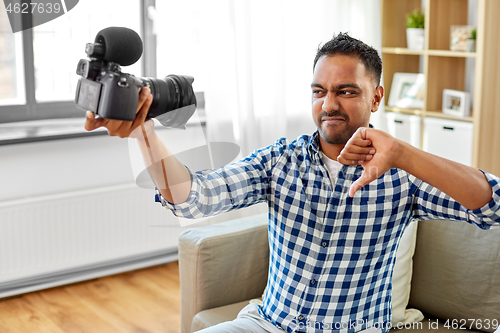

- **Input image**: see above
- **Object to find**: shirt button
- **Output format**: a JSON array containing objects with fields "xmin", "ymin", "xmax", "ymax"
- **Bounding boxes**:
[
  {"xmin": 310, "ymin": 279, "xmax": 316, "ymax": 285},
  {"xmin": 321, "ymin": 241, "xmax": 327, "ymax": 247},
  {"xmin": 298, "ymin": 315, "xmax": 304, "ymax": 321}
]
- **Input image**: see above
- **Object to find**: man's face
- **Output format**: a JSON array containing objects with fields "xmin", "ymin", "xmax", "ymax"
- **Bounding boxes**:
[{"xmin": 311, "ymin": 54, "xmax": 382, "ymax": 146}]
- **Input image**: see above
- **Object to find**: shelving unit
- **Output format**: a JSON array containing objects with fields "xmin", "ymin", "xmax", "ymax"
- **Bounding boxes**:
[{"xmin": 380, "ymin": 0, "xmax": 500, "ymax": 175}]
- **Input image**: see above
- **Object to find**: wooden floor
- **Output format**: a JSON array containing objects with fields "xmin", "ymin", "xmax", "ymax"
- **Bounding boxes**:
[{"xmin": 0, "ymin": 261, "xmax": 181, "ymax": 333}]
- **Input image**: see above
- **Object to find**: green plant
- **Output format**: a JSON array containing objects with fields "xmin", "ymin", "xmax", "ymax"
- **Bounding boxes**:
[
  {"xmin": 469, "ymin": 28, "xmax": 477, "ymax": 40},
  {"xmin": 406, "ymin": 9, "xmax": 425, "ymax": 29}
]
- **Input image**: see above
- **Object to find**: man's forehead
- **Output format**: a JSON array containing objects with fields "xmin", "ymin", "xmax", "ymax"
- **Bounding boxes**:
[
  {"xmin": 313, "ymin": 54, "xmax": 375, "ymax": 86},
  {"xmin": 313, "ymin": 54, "xmax": 365, "ymax": 74}
]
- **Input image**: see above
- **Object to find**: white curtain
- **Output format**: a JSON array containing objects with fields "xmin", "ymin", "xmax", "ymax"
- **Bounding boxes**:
[{"xmin": 156, "ymin": 0, "xmax": 385, "ymax": 156}]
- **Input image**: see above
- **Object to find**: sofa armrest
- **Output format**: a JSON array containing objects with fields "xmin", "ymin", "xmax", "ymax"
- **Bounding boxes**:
[{"xmin": 178, "ymin": 213, "xmax": 269, "ymax": 333}]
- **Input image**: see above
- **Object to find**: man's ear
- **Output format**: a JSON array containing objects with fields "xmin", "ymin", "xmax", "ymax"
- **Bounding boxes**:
[{"xmin": 371, "ymin": 85, "xmax": 384, "ymax": 113}]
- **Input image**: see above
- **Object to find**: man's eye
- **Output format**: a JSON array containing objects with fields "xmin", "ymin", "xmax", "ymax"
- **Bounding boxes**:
[{"xmin": 312, "ymin": 90, "xmax": 323, "ymax": 95}]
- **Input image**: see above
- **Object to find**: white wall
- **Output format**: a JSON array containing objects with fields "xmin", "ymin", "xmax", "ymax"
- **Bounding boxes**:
[{"xmin": 1, "ymin": 133, "xmax": 136, "ymax": 202}]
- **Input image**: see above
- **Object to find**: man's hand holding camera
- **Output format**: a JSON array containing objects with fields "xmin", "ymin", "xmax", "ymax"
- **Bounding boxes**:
[
  {"xmin": 84, "ymin": 87, "xmax": 154, "ymax": 139},
  {"xmin": 76, "ymin": 27, "xmax": 197, "ymax": 133}
]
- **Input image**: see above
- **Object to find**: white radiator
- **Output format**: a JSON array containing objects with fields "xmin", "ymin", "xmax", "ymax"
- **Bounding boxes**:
[{"xmin": 0, "ymin": 183, "xmax": 185, "ymax": 298}]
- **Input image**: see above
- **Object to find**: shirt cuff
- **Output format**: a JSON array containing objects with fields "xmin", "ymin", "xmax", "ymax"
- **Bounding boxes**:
[
  {"xmin": 469, "ymin": 170, "xmax": 500, "ymax": 229},
  {"xmin": 154, "ymin": 167, "xmax": 202, "ymax": 217}
]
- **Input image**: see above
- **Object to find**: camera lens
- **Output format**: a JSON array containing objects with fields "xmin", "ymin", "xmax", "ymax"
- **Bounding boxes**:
[{"xmin": 143, "ymin": 75, "xmax": 197, "ymax": 120}]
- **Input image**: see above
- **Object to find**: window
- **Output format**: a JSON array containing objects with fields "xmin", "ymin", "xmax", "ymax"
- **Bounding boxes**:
[
  {"xmin": 0, "ymin": 0, "xmax": 211, "ymax": 144},
  {"xmin": 33, "ymin": 0, "xmax": 142, "ymax": 102},
  {"xmin": 0, "ymin": 0, "xmax": 148, "ymax": 124},
  {"xmin": 154, "ymin": 0, "xmax": 207, "ymax": 92},
  {"xmin": 0, "ymin": 7, "xmax": 25, "ymax": 105}
]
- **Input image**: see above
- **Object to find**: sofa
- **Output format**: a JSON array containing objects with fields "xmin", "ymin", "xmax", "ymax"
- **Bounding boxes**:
[{"xmin": 178, "ymin": 213, "xmax": 500, "ymax": 333}]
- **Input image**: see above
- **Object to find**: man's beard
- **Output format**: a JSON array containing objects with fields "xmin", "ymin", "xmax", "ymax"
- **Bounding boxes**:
[
  {"xmin": 319, "ymin": 127, "xmax": 357, "ymax": 144},
  {"xmin": 317, "ymin": 110, "xmax": 356, "ymax": 144}
]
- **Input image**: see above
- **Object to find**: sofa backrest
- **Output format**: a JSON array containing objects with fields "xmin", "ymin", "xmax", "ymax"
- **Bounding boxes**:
[{"xmin": 409, "ymin": 220, "xmax": 500, "ymax": 332}]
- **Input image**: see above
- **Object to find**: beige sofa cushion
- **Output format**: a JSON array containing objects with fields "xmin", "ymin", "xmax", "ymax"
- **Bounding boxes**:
[
  {"xmin": 390, "ymin": 221, "xmax": 424, "ymax": 324},
  {"xmin": 409, "ymin": 220, "xmax": 500, "ymax": 332},
  {"xmin": 191, "ymin": 300, "xmax": 250, "ymax": 332}
]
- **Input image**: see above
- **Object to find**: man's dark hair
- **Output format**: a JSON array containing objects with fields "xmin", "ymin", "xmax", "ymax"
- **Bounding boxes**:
[{"xmin": 313, "ymin": 32, "xmax": 382, "ymax": 86}]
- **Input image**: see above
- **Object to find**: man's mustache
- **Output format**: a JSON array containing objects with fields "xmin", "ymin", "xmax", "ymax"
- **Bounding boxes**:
[{"xmin": 318, "ymin": 110, "xmax": 349, "ymax": 122}]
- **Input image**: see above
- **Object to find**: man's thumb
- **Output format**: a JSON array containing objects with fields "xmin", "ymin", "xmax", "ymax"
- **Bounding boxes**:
[
  {"xmin": 349, "ymin": 178, "xmax": 367, "ymax": 197},
  {"xmin": 349, "ymin": 166, "xmax": 379, "ymax": 197}
]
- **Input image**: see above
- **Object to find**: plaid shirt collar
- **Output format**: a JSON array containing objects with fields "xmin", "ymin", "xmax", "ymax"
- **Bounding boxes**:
[{"xmin": 307, "ymin": 131, "xmax": 321, "ymax": 161}]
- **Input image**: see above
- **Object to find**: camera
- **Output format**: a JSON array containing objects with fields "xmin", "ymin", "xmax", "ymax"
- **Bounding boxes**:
[{"xmin": 75, "ymin": 27, "xmax": 196, "ymax": 125}]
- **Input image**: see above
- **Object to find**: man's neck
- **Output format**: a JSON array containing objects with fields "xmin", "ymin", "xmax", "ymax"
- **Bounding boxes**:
[{"xmin": 319, "ymin": 138, "xmax": 345, "ymax": 161}]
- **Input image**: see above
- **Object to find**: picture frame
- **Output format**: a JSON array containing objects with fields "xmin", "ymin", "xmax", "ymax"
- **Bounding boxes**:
[
  {"xmin": 442, "ymin": 89, "xmax": 471, "ymax": 118},
  {"xmin": 388, "ymin": 73, "xmax": 425, "ymax": 109},
  {"xmin": 450, "ymin": 25, "xmax": 475, "ymax": 51}
]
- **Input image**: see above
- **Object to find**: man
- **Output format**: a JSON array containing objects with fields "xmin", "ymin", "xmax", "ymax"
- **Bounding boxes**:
[{"xmin": 85, "ymin": 33, "xmax": 500, "ymax": 333}]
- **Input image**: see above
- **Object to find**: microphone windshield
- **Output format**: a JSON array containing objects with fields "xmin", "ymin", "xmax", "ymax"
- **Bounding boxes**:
[{"xmin": 94, "ymin": 27, "xmax": 143, "ymax": 66}]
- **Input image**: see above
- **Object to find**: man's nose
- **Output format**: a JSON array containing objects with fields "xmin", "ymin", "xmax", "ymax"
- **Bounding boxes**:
[{"xmin": 322, "ymin": 92, "xmax": 340, "ymax": 112}]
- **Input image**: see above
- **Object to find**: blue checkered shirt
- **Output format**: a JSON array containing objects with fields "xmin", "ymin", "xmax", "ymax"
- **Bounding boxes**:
[{"xmin": 156, "ymin": 132, "xmax": 500, "ymax": 333}]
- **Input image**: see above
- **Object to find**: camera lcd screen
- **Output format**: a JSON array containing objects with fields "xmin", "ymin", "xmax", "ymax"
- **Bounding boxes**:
[{"xmin": 76, "ymin": 79, "xmax": 102, "ymax": 112}]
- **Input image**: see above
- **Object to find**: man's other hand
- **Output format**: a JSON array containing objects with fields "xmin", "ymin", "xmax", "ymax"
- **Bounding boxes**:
[
  {"xmin": 84, "ymin": 87, "xmax": 154, "ymax": 138},
  {"xmin": 338, "ymin": 127, "xmax": 403, "ymax": 197}
]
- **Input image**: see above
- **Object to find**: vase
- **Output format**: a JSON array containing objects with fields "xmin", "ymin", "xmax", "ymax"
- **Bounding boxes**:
[
  {"xmin": 406, "ymin": 28, "xmax": 425, "ymax": 50},
  {"xmin": 466, "ymin": 39, "xmax": 476, "ymax": 52}
]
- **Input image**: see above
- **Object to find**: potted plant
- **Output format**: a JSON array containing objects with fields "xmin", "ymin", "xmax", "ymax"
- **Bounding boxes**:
[
  {"xmin": 466, "ymin": 28, "xmax": 476, "ymax": 52},
  {"xmin": 406, "ymin": 9, "xmax": 425, "ymax": 50}
]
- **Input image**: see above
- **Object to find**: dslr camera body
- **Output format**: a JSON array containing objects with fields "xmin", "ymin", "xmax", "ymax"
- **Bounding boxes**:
[{"xmin": 75, "ymin": 27, "xmax": 196, "ymax": 125}]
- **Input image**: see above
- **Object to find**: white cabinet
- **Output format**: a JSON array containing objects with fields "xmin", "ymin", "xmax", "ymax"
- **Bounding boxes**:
[
  {"xmin": 423, "ymin": 118, "xmax": 473, "ymax": 166},
  {"xmin": 386, "ymin": 113, "xmax": 421, "ymax": 149}
]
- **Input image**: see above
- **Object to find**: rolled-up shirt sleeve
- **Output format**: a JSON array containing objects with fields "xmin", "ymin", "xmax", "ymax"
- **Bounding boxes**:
[
  {"xmin": 155, "ymin": 138, "xmax": 287, "ymax": 219},
  {"xmin": 410, "ymin": 170, "xmax": 500, "ymax": 229},
  {"xmin": 469, "ymin": 171, "xmax": 500, "ymax": 228}
]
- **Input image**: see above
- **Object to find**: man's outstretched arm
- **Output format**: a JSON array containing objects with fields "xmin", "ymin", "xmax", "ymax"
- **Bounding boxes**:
[
  {"xmin": 338, "ymin": 127, "xmax": 492, "ymax": 210},
  {"xmin": 84, "ymin": 87, "xmax": 191, "ymax": 204}
]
